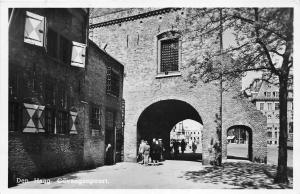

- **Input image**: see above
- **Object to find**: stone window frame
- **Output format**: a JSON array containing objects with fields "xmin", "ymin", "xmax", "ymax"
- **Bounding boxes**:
[{"xmin": 155, "ymin": 30, "xmax": 182, "ymax": 78}]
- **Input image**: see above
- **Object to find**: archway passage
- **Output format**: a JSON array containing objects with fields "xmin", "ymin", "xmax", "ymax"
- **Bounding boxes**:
[
  {"xmin": 137, "ymin": 100, "xmax": 203, "ymax": 161},
  {"xmin": 226, "ymin": 125, "xmax": 253, "ymax": 161}
]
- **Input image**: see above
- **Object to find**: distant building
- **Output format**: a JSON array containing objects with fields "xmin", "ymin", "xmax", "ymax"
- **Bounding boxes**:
[
  {"xmin": 170, "ymin": 120, "xmax": 202, "ymax": 152},
  {"xmin": 246, "ymin": 78, "xmax": 293, "ymax": 145}
]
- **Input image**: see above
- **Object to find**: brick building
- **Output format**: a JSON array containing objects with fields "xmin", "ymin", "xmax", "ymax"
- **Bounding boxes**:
[
  {"xmin": 89, "ymin": 8, "xmax": 267, "ymax": 164},
  {"xmin": 247, "ymin": 78, "xmax": 293, "ymax": 145},
  {"xmin": 8, "ymin": 8, "xmax": 124, "ymax": 186}
]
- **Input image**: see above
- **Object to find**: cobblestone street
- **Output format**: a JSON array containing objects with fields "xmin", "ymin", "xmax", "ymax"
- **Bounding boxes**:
[{"xmin": 13, "ymin": 159, "xmax": 293, "ymax": 189}]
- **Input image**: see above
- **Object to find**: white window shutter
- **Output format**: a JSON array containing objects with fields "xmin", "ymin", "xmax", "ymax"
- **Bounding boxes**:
[
  {"xmin": 24, "ymin": 11, "xmax": 46, "ymax": 47},
  {"xmin": 71, "ymin": 41, "xmax": 86, "ymax": 68}
]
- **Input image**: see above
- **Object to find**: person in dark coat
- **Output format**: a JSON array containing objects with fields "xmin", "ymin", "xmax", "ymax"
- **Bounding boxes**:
[
  {"xmin": 152, "ymin": 140, "xmax": 160, "ymax": 165},
  {"xmin": 181, "ymin": 139, "xmax": 186, "ymax": 154},
  {"xmin": 150, "ymin": 138, "xmax": 156, "ymax": 163},
  {"xmin": 173, "ymin": 140, "xmax": 179, "ymax": 159}
]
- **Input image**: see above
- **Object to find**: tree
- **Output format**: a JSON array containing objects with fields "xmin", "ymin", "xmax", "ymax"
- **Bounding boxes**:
[{"xmin": 184, "ymin": 8, "xmax": 293, "ymax": 183}]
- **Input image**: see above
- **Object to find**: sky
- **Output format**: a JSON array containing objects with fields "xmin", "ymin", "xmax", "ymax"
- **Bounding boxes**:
[{"xmin": 223, "ymin": 30, "xmax": 262, "ymax": 90}]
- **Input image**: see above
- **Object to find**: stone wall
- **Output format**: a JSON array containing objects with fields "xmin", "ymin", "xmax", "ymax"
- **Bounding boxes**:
[{"xmin": 90, "ymin": 8, "xmax": 267, "ymax": 164}]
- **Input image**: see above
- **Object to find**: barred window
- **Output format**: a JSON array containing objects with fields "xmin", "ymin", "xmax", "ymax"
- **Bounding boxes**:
[
  {"xmin": 160, "ymin": 38, "xmax": 179, "ymax": 72},
  {"xmin": 106, "ymin": 67, "xmax": 120, "ymax": 97},
  {"xmin": 56, "ymin": 110, "xmax": 69, "ymax": 134},
  {"xmin": 44, "ymin": 108, "xmax": 55, "ymax": 133},
  {"xmin": 90, "ymin": 105, "xmax": 101, "ymax": 130}
]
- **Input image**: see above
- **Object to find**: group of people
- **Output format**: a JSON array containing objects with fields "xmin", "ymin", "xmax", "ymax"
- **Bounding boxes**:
[
  {"xmin": 170, "ymin": 139, "xmax": 187, "ymax": 158},
  {"xmin": 138, "ymin": 138, "xmax": 164, "ymax": 166}
]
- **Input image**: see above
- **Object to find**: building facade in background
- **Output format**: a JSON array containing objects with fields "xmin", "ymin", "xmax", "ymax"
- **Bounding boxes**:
[
  {"xmin": 8, "ymin": 8, "xmax": 124, "ymax": 186},
  {"xmin": 170, "ymin": 120, "xmax": 202, "ymax": 152},
  {"xmin": 247, "ymin": 78, "xmax": 293, "ymax": 145}
]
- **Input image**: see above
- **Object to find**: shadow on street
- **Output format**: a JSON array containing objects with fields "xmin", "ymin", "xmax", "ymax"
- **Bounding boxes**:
[
  {"xmin": 179, "ymin": 162, "xmax": 293, "ymax": 189},
  {"xmin": 166, "ymin": 153, "xmax": 202, "ymax": 162}
]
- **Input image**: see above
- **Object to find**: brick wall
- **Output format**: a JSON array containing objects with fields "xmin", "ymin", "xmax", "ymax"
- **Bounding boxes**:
[
  {"xmin": 90, "ymin": 8, "xmax": 267, "ymax": 164},
  {"xmin": 8, "ymin": 8, "xmax": 123, "ymax": 187}
]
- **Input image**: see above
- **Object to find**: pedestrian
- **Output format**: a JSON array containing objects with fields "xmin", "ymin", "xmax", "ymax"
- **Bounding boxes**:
[
  {"xmin": 173, "ymin": 141, "xmax": 179, "ymax": 159},
  {"xmin": 150, "ymin": 138, "xmax": 156, "ymax": 163},
  {"xmin": 213, "ymin": 140, "xmax": 222, "ymax": 166},
  {"xmin": 105, "ymin": 143, "xmax": 113, "ymax": 165},
  {"xmin": 181, "ymin": 139, "xmax": 186, "ymax": 154},
  {"xmin": 138, "ymin": 140, "xmax": 145, "ymax": 164},
  {"xmin": 158, "ymin": 139, "xmax": 164, "ymax": 161},
  {"xmin": 192, "ymin": 141, "xmax": 197, "ymax": 154},
  {"xmin": 143, "ymin": 141, "xmax": 150, "ymax": 166},
  {"xmin": 152, "ymin": 140, "xmax": 160, "ymax": 165}
]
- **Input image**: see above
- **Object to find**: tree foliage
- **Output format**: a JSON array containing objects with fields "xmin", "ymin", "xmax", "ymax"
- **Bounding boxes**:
[{"xmin": 183, "ymin": 8, "xmax": 293, "ymax": 183}]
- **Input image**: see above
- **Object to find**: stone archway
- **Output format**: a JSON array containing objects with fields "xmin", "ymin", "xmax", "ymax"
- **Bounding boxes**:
[
  {"xmin": 136, "ymin": 99, "xmax": 203, "ymax": 160},
  {"xmin": 226, "ymin": 125, "xmax": 253, "ymax": 161}
]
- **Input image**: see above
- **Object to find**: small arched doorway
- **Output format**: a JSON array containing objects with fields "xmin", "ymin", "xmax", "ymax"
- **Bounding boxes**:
[
  {"xmin": 226, "ymin": 125, "xmax": 253, "ymax": 161},
  {"xmin": 137, "ymin": 99, "xmax": 203, "ymax": 161}
]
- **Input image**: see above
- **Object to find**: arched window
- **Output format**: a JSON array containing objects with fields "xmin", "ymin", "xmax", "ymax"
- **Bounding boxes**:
[{"xmin": 157, "ymin": 30, "xmax": 181, "ymax": 75}]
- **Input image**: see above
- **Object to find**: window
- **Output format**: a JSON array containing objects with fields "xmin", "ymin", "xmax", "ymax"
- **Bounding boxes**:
[
  {"xmin": 273, "ymin": 91, "xmax": 279, "ymax": 98},
  {"xmin": 44, "ymin": 108, "xmax": 55, "ymax": 133},
  {"xmin": 9, "ymin": 101, "xmax": 21, "ymax": 132},
  {"xmin": 267, "ymin": 103, "xmax": 272, "ymax": 110},
  {"xmin": 24, "ymin": 11, "xmax": 46, "ymax": 47},
  {"xmin": 157, "ymin": 31, "xmax": 181, "ymax": 74},
  {"xmin": 268, "ymin": 115, "xmax": 272, "ymax": 120},
  {"xmin": 259, "ymin": 103, "xmax": 264, "ymax": 110},
  {"xmin": 275, "ymin": 132, "xmax": 278, "ymax": 138},
  {"xmin": 267, "ymin": 132, "xmax": 272, "ymax": 138},
  {"xmin": 106, "ymin": 67, "xmax": 120, "ymax": 97},
  {"xmin": 47, "ymin": 28, "xmax": 72, "ymax": 64},
  {"xmin": 160, "ymin": 38, "xmax": 179, "ymax": 72},
  {"xmin": 56, "ymin": 110, "xmax": 69, "ymax": 134},
  {"xmin": 267, "ymin": 127, "xmax": 272, "ymax": 131},
  {"xmin": 90, "ymin": 105, "xmax": 101, "ymax": 130},
  {"xmin": 275, "ymin": 103, "xmax": 279, "ymax": 110},
  {"xmin": 266, "ymin": 92, "xmax": 271, "ymax": 97},
  {"xmin": 275, "ymin": 114, "xmax": 279, "ymax": 119},
  {"xmin": 289, "ymin": 122, "xmax": 293, "ymax": 133}
]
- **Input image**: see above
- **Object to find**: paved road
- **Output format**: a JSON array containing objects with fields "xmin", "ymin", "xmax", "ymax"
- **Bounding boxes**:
[
  {"xmin": 14, "ymin": 159, "xmax": 292, "ymax": 189},
  {"xmin": 227, "ymin": 144, "xmax": 293, "ymax": 167}
]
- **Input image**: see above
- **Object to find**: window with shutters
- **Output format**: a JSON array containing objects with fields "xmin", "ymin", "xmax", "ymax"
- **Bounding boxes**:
[
  {"xmin": 56, "ymin": 110, "xmax": 69, "ymax": 134},
  {"xmin": 47, "ymin": 28, "xmax": 72, "ymax": 65},
  {"xmin": 106, "ymin": 67, "xmax": 120, "ymax": 97},
  {"xmin": 157, "ymin": 31, "xmax": 181, "ymax": 76},
  {"xmin": 24, "ymin": 11, "xmax": 46, "ymax": 47},
  {"xmin": 44, "ymin": 108, "xmax": 55, "ymax": 133},
  {"xmin": 90, "ymin": 105, "xmax": 101, "ymax": 130}
]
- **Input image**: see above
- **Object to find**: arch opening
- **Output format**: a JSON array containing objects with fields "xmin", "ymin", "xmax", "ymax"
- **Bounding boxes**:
[
  {"xmin": 226, "ymin": 125, "xmax": 253, "ymax": 161},
  {"xmin": 137, "ymin": 99, "xmax": 203, "ymax": 161}
]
